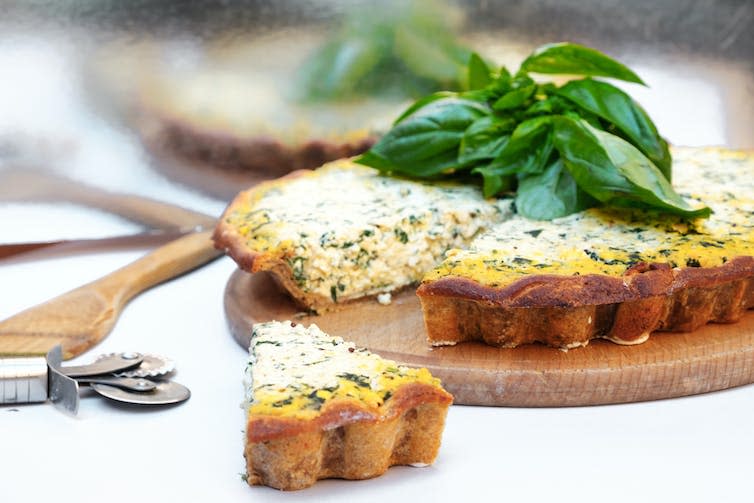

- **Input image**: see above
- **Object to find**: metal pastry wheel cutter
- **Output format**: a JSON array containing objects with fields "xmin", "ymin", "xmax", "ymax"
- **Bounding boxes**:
[{"xmin": 0, "ymin": 346, "xmax": 190, "ymax": 414}]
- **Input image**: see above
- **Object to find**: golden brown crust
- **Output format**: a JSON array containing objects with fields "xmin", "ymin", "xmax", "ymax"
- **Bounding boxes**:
[
  {"xmin": 213, "ymin": 172, "xmax": 412, "ymax": 312},
  {"xmin": 212, "ymin": 170, "xmax": 336, "ymax": 311},
  {"xmin": 418, "ymin": 256, "xmax": 754, "ymax": 348},
  {"xmin": 245, "ymin": 383, "xmax": 452, "ymax": 490},
  {"xmin": 142, "ymin": 110, "xmax": 375, "ymax": 178}
]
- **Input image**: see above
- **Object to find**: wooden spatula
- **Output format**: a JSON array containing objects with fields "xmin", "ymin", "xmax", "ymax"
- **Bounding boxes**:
[{"xmin": 0, "ymin": 230, "xmax": 221, "ymax": 359}]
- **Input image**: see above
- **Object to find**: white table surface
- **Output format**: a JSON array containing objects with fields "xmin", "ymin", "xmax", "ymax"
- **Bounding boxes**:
[
  {"xmin": 2, "ymin": 234, "xmax": 754, "ymax": 503},
  {"xmin": 1, "ymin": 29, "xmax": 753, "ymax": 503}
]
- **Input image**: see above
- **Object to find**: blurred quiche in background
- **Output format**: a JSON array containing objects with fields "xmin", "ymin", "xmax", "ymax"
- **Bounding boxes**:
[{"xmin": 87, "ymin": 0, "xmax": 473, "ymax": 199}]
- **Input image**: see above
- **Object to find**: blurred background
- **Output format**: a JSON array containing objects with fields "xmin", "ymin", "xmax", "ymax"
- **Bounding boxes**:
[{"xmin": 0, "ymin": 0, "xmax": 752, "ymax": 244}]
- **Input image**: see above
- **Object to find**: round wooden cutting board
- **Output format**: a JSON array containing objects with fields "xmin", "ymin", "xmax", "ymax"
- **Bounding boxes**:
[{"xmin": 224, "ymin": 269, "xmax": 754, "ymax": 407}]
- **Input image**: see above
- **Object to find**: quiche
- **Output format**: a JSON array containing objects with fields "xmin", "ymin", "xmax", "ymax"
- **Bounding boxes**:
[
  {"xmin": 138, "ymin": 65, "xmax": 387, "ymax": 177},
  {"xmin": 214, "ymin": 159, "xmax": 512, "ymax": 312},
  {"xmin": 244, "ymin": 321, "xmax": 452, "ymax": 490},
  {"xmin": 89, "ymin": 36, "xmax": 400, "ymax": 184},
  {"xmin": 418, "ymin": 147, "xmax": 754, "ymax": 349}
]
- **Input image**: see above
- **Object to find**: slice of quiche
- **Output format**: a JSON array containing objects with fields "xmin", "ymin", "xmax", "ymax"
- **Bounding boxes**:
[
  {"xmin": 244, "ymin": 321, "xmax": 453, "ymax": 491},
  {"xmin": 418, "ymin": 147, "xmax": 754, "ymax": 349},
  {"xmin": 214, "ymin": 159, "xmax": 512, "ymax": 312}
]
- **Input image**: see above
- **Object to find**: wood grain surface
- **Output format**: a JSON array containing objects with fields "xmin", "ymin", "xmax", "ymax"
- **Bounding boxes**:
[
  {"xmin": 0, "ymin": 231, "xmax": 221, "ymax": 359},
  {"xmin": 225, "ymin": 269, "xmax": 754, "ymax": 407}
]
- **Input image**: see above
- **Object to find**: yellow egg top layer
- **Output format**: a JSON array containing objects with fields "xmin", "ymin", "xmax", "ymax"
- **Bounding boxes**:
[
  {"xmin": 246, "ymin": 321, "xmax": 441, "ymax": 420},
  {"xmin": 223, "ymin": 159, "xmax": 511, "ymax": 303},
  {"xmin": 424, "ymin": 148, "xmax": 754, "ymax": 288}
]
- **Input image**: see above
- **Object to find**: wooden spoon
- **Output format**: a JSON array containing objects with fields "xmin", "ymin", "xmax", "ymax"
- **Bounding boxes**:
[
  {"xmin": 0, "ymin": 231, "xmax": 221, "ymax": 359},
  {"xmin": 0, "ymin": 167, "xmax": 217, "ymax": 230}
]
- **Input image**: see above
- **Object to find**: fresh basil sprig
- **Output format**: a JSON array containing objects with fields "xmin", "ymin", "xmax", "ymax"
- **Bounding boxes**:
[
  {"xmin": 355, "ymin": 42, "xmax": 710, "ymax": 220},
  {"xmin": 298, "ymin": 1, "xmax": 470, "ymax": 101}
]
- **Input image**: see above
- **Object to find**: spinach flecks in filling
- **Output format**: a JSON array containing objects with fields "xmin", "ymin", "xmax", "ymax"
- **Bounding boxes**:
[
  {"xmin": 337, "ymin": 373, "xmax": 371, "ymax": 388},
  {"xmin": 394, "ymin": 228, "xmax": 409, "ymax": 244}
]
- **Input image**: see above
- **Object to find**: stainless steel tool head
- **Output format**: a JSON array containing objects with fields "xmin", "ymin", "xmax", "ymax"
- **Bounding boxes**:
[
  {"xmin": 63, "ymin": 352, "xmax": 144, "ymax": 378},
  {"xmin": 91, "ymin": 380, "xmax": 191, "ymax": 406},
  {"xmin": 97, "ymin": 352, "xmax": 175, "ymax": 379},
  {"xmin": 0, "ymin": 346, "xmax": 189, "ymax": 413}
]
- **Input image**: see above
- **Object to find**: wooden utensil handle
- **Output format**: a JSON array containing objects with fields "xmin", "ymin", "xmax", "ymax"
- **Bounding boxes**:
[
  {"xmin": 0, "ymin": 168, "xmax": 216, "ymax": 230},
  {"xmin": 0, "ymin": 231, "xmax": 222, "ymax": 359},
  {"xmin": 94, "ymin": 231, "xmax": 222, "ymax": 306}
]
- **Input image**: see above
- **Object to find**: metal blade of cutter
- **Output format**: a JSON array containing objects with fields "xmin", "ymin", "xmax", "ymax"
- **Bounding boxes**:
[
  {"xmin": 47, "ymin": 346, "xmax": 80, "ymax": 414},
  {"xmin": 62, "ymin": 352, "xmax": 144, "ymax": 378}
]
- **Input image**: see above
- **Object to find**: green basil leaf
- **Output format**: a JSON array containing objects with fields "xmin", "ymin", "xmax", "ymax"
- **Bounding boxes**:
[
  {"xmin": 471, "ymin": 166, "xmax": 514, "ymax": 197},
  {"xmin": 298, "ymin": 37, "xmax": 384, "ymax": 99},
  {"xmin": 459, "ymin": 116, "xmax": 514, "ymax": 163},
  {"xmin": 537, "ymin": 82, "xmax": 558, "ymax": 95},
  {"xmin": 394, "ymin": 91, "xmax": 458, "ymax": 124},
  {"xmin": 356, "ymin": 97, "xmax": 489, "ymax": 177},
  {"xmin": 524, "ymin": 94, "xmax": 570, "ymax": 116},
  {"xmin": 394, "ymin": 24, "xmax": 468, "ymax": 85},
  {"xmin": 463, "ymin": 66, "xmax": 513, "ymax": 103},
  {"xmin": 357, "ymin": 147, "xmax": 459, "ymax": 177},
  {"xmin": 498, "ymin": 66, "xmax": 512, "ymax": 81},
  {"xmin": 520, "ymin": 42, "xmax": 645, "ymax": 85},
  {"xmin": 354, "ymin": 148, "xmax": 394, "ymax": 171},
  {"xmin": 493, "ymin": 84, "xmax": 536, "ymax": 111},
  {"xmin": 468, "ymin": 52, "xmax": 493, "ymax": 90},
  {"xmin": 556, "ymin": 78, "xmax": 672, "ymax": 180},
  {"xmin": 489, "ymin": 116, "xmax": 553, "ymax": 175},
  {"xmin": 515, "ymin": 159, "xmax": 597, "ymax": 220},
  {"xmin": 552, "ymin": 116, "xmax": 710, "ymax": 218},
  {"xmin": 523, "ymin": 99, "xmax": 553, "ymax": 116}
]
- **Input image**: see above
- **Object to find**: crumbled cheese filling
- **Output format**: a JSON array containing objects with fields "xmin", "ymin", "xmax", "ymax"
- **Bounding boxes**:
[
  {"xmin": 425, "ymin": 148, "xmax": 754, "ymax": 287},
  {"xmin": 377, "ymin": 293, "xmax": 392, "ymax": 305},
  {"xmin": 245, "ymin": 321, "xmax": 440, "ymax": 419},
  {"xmin": 225, "ymin": 160, "xmax": 512, "ymax": 303}
]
